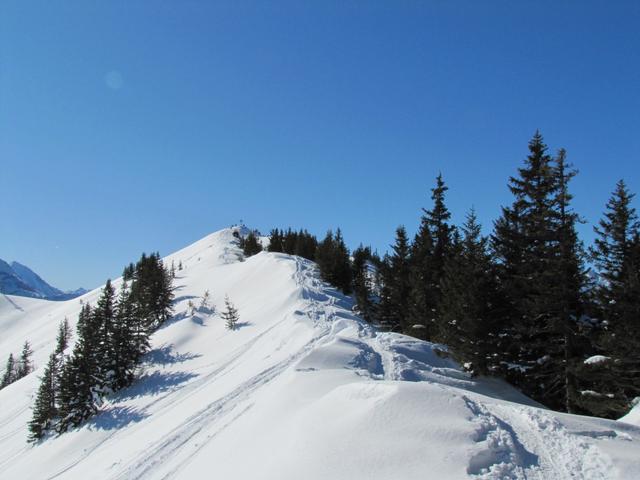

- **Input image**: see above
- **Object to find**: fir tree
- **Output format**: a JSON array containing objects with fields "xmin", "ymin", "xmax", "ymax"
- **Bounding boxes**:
[
  {"xmin": 57, "ymin": 304, "xmax": 101, "ymax": 433},
  {"xmin": 28, "ymin": 353, "xmax": 59, "ymax": 442},
  {"xmin": 438, "ymin": 210, "xmax": 499, "ymax": 375},
  {"xmin": 491, "ymin": 132, "xmax": 585, "ymax": 410},
  {"xmin": 1, "ymin": 353, "xmax": 16, "ymax": 389},
  {"xmin": 55, "ymin": 317, "xmax": 72, "ymax": 355},
  {"xmin": 242, "ymin": 231, "xmax": 263, "ymax": 257},
  {"xmin": 17, "ymin": 341, "xmax": 34, "ymax": 379},
  {"xmin": 583, "ymin": 180, "xmax": 640, "ymax": 417},
  {"xmin": 351, "ymin": 245, "xmax": 375, "ymax": 321},
  {"xmin": 409, "ymin": 174, "xmax": 453, "ymax": 338},
  {"xmin": 378, "ymin": 226, "xmax": 412, "ymax": 333},
  {"xmin": 221, "ymin": 295, "xmax": 240, "ymax": 330}
]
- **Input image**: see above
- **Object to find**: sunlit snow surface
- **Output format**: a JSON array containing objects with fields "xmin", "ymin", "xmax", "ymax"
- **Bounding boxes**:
[{"xmin": 1, "ymin": 228, "xmax": 639, "ymax": 479}]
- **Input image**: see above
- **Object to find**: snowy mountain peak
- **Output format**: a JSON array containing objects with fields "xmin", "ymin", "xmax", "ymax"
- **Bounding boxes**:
[
  {"xmin": 0, "ymin": 258, "xmax": 86, "ymax": 301},
  {"xmin": 1, "ymin": 228, "xmax": 639, "ymax": 479}
]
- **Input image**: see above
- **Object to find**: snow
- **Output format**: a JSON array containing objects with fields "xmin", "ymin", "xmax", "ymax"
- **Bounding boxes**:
[
  {"xmin": 584, "ymin": 355, "xmax": 611, "ymax": 365},
  {"xmin": 1, "ymin": 227, "xmax": 639, "ymax": 479}
]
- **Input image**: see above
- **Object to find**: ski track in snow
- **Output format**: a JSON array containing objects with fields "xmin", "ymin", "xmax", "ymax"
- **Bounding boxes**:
[
  {"xmin": 108, "ymin": 258, "xmax": 338, "ymax": 480},
  {"xmin": 2, "ymin": 229, "xmax": 637, "ymax": 480}
]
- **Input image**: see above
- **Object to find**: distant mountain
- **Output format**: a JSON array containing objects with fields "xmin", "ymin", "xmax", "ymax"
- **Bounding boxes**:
[{"xmin": 0, "ymin": 258, "xmax": 86, "ymax": 301}]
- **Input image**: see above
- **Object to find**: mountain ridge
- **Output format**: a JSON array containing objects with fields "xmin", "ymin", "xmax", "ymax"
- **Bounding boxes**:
[
  {"xmin": 0, "ymin": 227, "xmax": 638, "ymax": 479},
  {"xmin": 0, "ymin": 258, "xmax": 86, "ymax": 301}
]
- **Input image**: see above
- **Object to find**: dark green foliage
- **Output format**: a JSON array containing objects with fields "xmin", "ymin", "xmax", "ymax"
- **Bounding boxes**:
[
  {"xmin": 130, "ymin": 252, "xmax": 174, "ymax": 331},
  {"xmin": 1, "ymin": 353, "xmax": 16, "ymax": 389},
  {"xmin": 268, "ymin": 228, "xmax": 318, "ymax": 260},
  {"xmin": 351, "ymin": 245, "xmax": 375, "ymax": 322},
  {"xmin": 16, "ymin": 341, "xmax": 34, "ymax": 378},
  {"xmin": 491, "ymin": 133, "xmax": 586, "ymax": 411},
  {"xmin": 438, "ymin": 210, "xmax": 500, "ymax": 375},
  {"xmin": 579, "ymin": 180, "xmax": 640, "ymax": 417},
  {"xmin": 316, "ymin": 229, "xmax": 352, "ymax": 294},
  {"xmin": 55, "ymin": 317, "xmax": 72, "ymax": 355},
  {"xmin": 35, "ymin": 251, "xmax": 175, "ymax": 438},
  {"xmin": 28, "ymin": 353, "xmax": 60, "ymax": 442},
  {"xmin": 408, "ymin": 174, "xmax": 453, "ymax": 338},
  {"xmin": 378, "ymin": 226, "xmax": 412, "ymax": 332},
  {"xmin": 241, "ymin": 231, "xmax": 263, "ymax": 257}
]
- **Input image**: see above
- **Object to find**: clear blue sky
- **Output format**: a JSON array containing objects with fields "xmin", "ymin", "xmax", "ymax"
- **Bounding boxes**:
[{"xmin": 1, "ymin": 1, "xmax": 639, "ymax": 290}]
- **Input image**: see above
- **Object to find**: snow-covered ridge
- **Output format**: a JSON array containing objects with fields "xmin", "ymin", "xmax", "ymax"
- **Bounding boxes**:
[{"xmin": 1, "ymin": 228, "xmax": 639, "ymax": 479}]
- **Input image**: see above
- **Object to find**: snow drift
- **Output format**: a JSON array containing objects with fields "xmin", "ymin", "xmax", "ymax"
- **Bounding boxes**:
[{"xmin": 1, "ymin": 228, "xmax": 639, "ymax": 479}]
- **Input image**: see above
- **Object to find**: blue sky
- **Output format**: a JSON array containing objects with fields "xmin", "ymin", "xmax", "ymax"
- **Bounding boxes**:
[{"xmin": 1, "ymin": 1, "xmax": 639, "ymax": 290}]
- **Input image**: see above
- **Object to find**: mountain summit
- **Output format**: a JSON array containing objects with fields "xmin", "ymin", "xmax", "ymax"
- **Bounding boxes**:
[
  {"xmin": 0, "ymin": 228, "xmax": 638, "ymax": 479},
  {"xmin": 0, "ymin": 258, "xmax": 86, "ymax": 301}
]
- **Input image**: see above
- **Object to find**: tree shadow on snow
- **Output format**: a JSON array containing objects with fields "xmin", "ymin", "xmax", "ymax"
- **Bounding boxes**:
[
  {"xmin": 87, "ymin": 406, "xmax": 148, "ymax": 431},
  {"xmin": 144, "ymin": 344, "xmax": 202, "ymax": 366},
  {"xmin": 233, "ymin": 321, "xmax": 253, "ymax": 330},
  {"xmin": 116, "ymin": 370, "xmax": 199, "ymax": 401}
]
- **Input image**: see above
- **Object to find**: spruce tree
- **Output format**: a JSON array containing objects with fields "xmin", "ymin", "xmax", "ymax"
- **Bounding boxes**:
[
  {"xmin": 242, "ymin": 231, "xmax": 263, "ymax": 257},
  {"xmin": 408, "ymin": 174, "xmax": 453, "ymax": 338},
  {"xmin": 17, "ymin": 341, "xmax": 34, "ymax": 379},
  {"xmin": 1, "ymin": 353, "xmax": 16, "ymax": 389},
  {"xmin": 439, "ymin": 210, "xmax": 500, "ymax": 374},
  {"xmin": 583, "ymin": 180, "xmax": 640, "ymax": 417},
  {"xmin": 55, "ymin": 317, "xmax": 72, "ymax": 355},
  {"xmin": 57, "ymin": 304, "xmax": 101, "ymax": 433},
  {"xmin": 491, "ymin": 133, "xmax": 585, "ymax": 410},
  {"xmin": 222, "ymin": 295, "xmax": 240, "ymax": 330},
  {"xmin": 378, "ymin": 226, "xmax": 412, "ymax": 332},
  {"xmin": 351, "ymin": 245, "xmax": 375, "ymax": 321},
  {"xmin": 28, "ymin": 353, "xmax": 59, "ymax": 442}
]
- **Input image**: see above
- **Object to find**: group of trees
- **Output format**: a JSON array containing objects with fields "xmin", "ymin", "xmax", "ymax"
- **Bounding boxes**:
[
  {"xmin": 1, "ymin": 341, "xmax": 34, "ymax": 389},
  {"xmin": 28, "ymin": 253, "xmax": 174, "ymax": 441},
  {"xmin": 260, "ymin": 132, "xmax": 638, "ymax": 419},
  {"xmin": 369, "ymin": 132, "xmax": 640, "ymax": 418}
]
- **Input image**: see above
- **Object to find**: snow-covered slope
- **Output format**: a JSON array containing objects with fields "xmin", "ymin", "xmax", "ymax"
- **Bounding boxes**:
[{"xmin": 1, "ymin": 228, "xmax": 639, "ymax": 479}]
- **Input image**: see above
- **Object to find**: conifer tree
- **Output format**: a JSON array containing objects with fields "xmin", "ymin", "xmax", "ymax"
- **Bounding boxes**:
[
  {"xmin": 268, "ymin": 228, "xmax": 284, "ymax": 253},
  {"xmin": 491, "ymin": 133, "xmax": 585, "ymax": 410},
  {"xmin": 55, "ymin": 317, "xmax": 72, "ymax": 355},
  {"xmin": 242, "ymin": 231, "xmax": 263, "ymax": 257},
  {"xmin": 409, "ymin": 174, "xmax": 453, "ymax": 338},
  {"xmin": 57, "ymin": 304, "xmax": 101, "ymax": 433},
  {"xmin": 17, "ymin": 341, "xmax": 34, "ymax": 379},
  {"xmin": 351, "ymin": 245, "xmax": 375, "ymax": 321},
  {"xmin": 28, "ymin": 353, "xmax": 59, "ymax": 442},
  {"xmin": 378, "ymin": 226, "xmax": 412, "ymax": 332},
  {"xmin": 439, "ymin": 210, "xmax": 499, "ymax": 374},
  {"xmin": 582, "ymin": 180, "xmax": 640, "ymax": 417},
  {"xmin": 221, "ymin": 295, "xmax": 240, "ymax": 330},
  {"xmin": 1, "ymin": 353, "xmax": 16, "ymax": 389}
]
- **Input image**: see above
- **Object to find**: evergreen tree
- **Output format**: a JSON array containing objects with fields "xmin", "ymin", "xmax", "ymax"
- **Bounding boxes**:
[
  {"xmin": 408, "ymin": 174, "xmax": 453, "ymax": 338},
  {"xmin": 491, "ymin": 133, "xmax": 585, "ymax": 410},
  {"xmin": 378, "ymin": 226, "xmax": 412, "ymax": 332},
  {"xmin": 242, "ymin": 231, "xmax": 263, "ymax": 257},
  {"xmin": 582, "ymin": 180, "xmax": 640, "ymax": 417},
  {"xmin": 351, "ymin": 245, "xmax": 375, "ymax": 321},
  {"xmin": 1, "ymin": 353, "xmax": 16, "ymax": 389},
  {"xmin": 57, "ymin": 304, "xmax": 101, "ymax": 433},
  {"xmin": 28, "ymin": 353, "xmax": 59, "ymax": 442},
  {"xmin": 17, "ymin": 341, "xmax": 34, "ymax": 379},
  {"xmin": 439, "ymin": 210, "xmax": 499, "ymax": 375},
  {"xmin": 268, "ymin": 228, "xmax": 284, "ymax": 253},
  {"xmin": 315, "ymin": 229, "xmax": 352, "ymax": 294},
  {"xmin": 55, "ymin": 317, "xmax": 72, "ymax": 355},
  {"xmin": 221, "ymin": 295, "xmax": 240, "ymax": 330}
]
